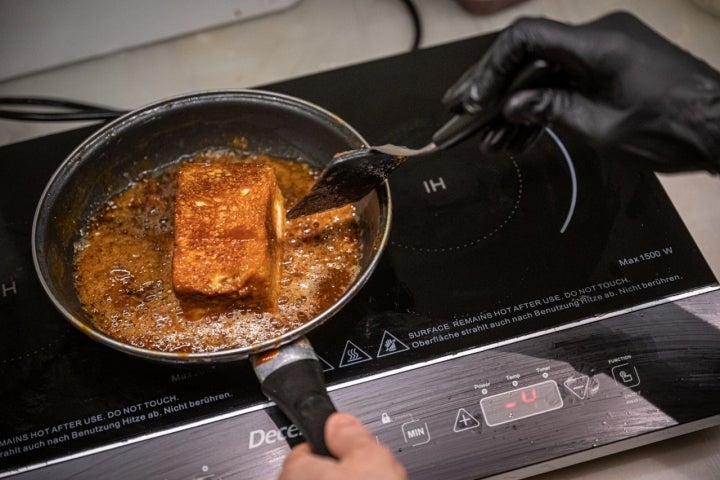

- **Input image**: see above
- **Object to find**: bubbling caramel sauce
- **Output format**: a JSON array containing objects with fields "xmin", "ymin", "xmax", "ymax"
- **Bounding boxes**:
[{"xmin": 73, "ymin": 149, "xmax": 361, "ymax": 353}]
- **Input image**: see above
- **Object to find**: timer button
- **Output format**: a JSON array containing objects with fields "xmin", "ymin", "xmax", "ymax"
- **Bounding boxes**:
[{"xmin": 563, "ymin": 375, "xmax": 590, "ymax": 400}]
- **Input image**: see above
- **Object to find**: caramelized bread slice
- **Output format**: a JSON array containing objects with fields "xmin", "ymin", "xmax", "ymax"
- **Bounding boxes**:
[{"xmin": 172, "ymin": 161, "xmax": 285, "ymax": 309}]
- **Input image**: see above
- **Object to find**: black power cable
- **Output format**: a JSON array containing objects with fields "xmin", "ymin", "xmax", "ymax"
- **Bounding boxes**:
[
  {"xmin": 400, "ymin": 0, "xmax": 423, "ymax": 50},
  {"xmin": 0, "ymin": 96, "xmax": 126, "ymax": 122},
  {"xmin": 0, "ymin": 2, "xmax": 424, "ymax": 123}
]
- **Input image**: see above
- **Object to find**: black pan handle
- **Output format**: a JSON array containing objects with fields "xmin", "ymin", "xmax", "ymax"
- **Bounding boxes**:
[{"xmin": 251, "ymin": 338, "xmax": 337, "ymax": 457}]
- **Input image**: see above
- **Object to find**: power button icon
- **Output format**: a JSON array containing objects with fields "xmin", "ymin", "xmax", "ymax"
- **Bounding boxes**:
[{"xmin": 611, "ymin": 363, "xmax": 640, "ymax": 388}]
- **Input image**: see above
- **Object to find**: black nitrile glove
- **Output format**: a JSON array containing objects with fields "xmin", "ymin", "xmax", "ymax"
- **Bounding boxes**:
[{"xmin": 443, "ymin": 11, "xmax": 720, "ymax": 173}]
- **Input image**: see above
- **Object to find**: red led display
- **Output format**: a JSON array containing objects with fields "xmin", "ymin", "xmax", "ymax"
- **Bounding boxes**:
[{"xmin": 480, "ymin": 380, "xmax": 563, "ymax": 427}]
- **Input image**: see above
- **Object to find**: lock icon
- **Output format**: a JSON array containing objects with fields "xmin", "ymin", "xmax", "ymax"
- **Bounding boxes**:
[{"xmin": 381, "ymin": 412, "xmax": 391, "ymax": 424}]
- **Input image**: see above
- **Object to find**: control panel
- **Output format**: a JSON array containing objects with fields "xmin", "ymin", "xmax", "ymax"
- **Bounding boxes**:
[{"xmin": 8, "ymin": 288, "xmax": 720, "ymax": 480}]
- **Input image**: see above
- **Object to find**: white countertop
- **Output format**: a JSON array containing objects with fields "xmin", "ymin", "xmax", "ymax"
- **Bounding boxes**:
[{"xmin": 1, "ymin": 1, "xmax": 719, "ymax": 478}]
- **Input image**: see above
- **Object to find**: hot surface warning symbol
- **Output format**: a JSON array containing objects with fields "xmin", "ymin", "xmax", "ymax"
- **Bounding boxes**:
[
  {"xmin": 376, "ymin": 331, "xmax": 410, "ymax": 358},
  {"xmin": 339, "ymin": 340, "xmax": 372, "ymax": 367},
  {"xmin": 317, "ymin": 355, "xmax": 334, "ymax": 372}
]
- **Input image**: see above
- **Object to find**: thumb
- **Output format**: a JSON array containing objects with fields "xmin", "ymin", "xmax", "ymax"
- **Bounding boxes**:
[
  {"xmin": 324, "ymin": 413, "xmax": 375, "ymax": 458},
  {"xmin": 504, "ymin": 88, "xmax": 614, "ymax": 142}
]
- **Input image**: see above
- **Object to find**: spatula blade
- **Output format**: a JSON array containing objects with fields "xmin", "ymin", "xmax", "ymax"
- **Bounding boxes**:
[{"xmin": 287, "ymin": 149, "xmax": 402, "ymax": 219}]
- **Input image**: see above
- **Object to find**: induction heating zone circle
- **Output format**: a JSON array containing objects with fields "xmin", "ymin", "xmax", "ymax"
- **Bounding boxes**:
[{"xmin": 388, "ymin": 128, "xmax": 577, "ymax": 253}]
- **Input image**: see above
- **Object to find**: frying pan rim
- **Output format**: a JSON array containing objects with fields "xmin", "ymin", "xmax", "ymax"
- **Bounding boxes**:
[{"xmin": 31, "ymin": 88, "xmax": 392, "ymax": 364}]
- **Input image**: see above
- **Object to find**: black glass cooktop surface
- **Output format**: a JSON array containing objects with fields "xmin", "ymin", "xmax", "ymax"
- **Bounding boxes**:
[{"xmin": 1, "ymin": 34, "xmax": 716, "ymax": 474}]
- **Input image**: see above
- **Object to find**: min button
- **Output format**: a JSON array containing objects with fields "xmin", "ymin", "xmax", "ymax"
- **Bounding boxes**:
[{"xmin": 401, "ymin": 419, "xmax": 431, "ymax": 446}]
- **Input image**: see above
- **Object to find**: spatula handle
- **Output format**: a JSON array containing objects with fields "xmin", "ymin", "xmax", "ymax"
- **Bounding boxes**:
[
  {"xmin": 432, "ymin": 111, "xmax": 496, "ymax": 150},
  {"xmin": 432, "ymin": 59, "xmax": 555, "ymax": 150}
]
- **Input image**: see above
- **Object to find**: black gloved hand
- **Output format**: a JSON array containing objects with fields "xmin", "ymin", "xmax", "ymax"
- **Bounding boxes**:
[{"xmin": 443, "ymin": 11, "xmax": 720, "ymax": 173}]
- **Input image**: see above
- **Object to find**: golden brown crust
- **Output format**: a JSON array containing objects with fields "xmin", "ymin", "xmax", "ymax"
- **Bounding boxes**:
[{"xmin": 172, "ymin": 161, "xmax": 285, "ymax": 309}]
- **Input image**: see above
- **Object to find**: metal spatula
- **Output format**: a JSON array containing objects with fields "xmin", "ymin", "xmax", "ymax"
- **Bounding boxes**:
[{"xmin": 287, "ymin": 60, "xmax": 553, "ymax": 219}]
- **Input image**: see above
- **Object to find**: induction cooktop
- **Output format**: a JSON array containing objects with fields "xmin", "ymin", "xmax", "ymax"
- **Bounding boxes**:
[{"xmin": 1, "ymin": 33, "xmax": 719, "ymax": 480}]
